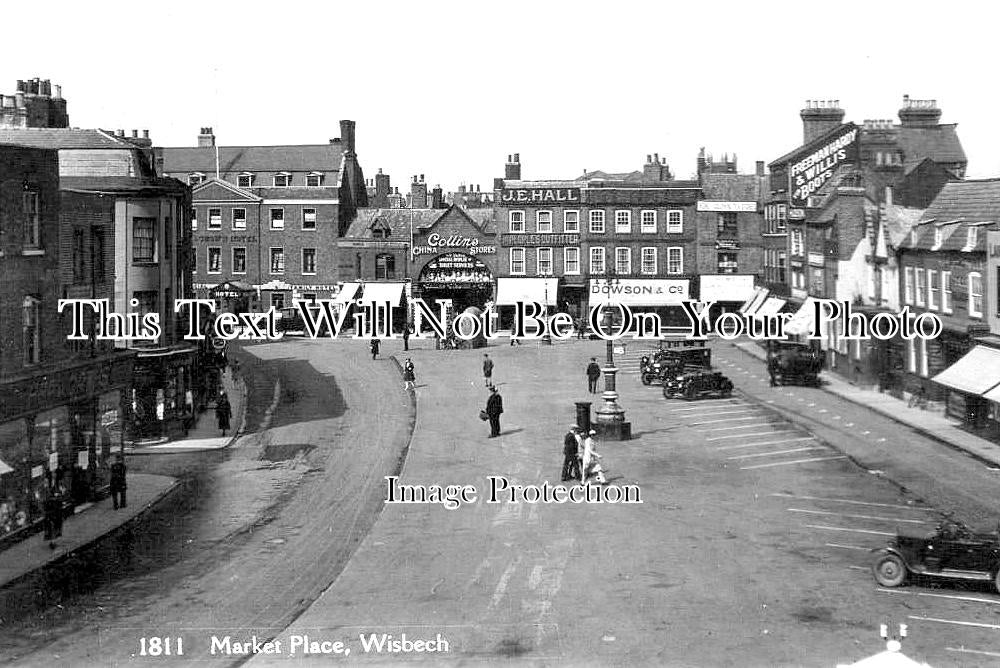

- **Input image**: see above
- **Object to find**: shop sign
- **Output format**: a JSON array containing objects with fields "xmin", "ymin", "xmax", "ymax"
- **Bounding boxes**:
[
  {"xmin": 338, "ymin": 240, "xmax": 408, "ymax": 249},
  {"xmin": 715, "ymin": 239, "xmax": 740, "ymax": 251},
  {"xmin": 588, "ymin": 279, "xmax": 689, "ymax": 306},
  {"xmin": 0, "ymin": 356, "xmax": 134, "ymax": 422},
  {"xmin": 788, "ymin": 125, "xmax": 859, "ymax": 207},
  {"xmin": 500, "ymin": 233, "xmax": 580, "ymax": 246},
  {"xmin": 696, "ymin": 201, "xmax": 757, "ymax": 212},
  {"xmin": 499, "ymin": 187, "xmax": 581, "ymax": 206},
  {"xmin": 808, "ymin": 252, "xmax": 825, "ymax": 267},
  {"xmin": 413, "ymin": 233, "xmax": 496, "ymax": 257},
  {"xmin": 199, "ymin": 235, "xmax": 258, "ymax": 243},
  {"xmin": 788, "ymin": 209, "xmax": 806, "ymax": 220}
]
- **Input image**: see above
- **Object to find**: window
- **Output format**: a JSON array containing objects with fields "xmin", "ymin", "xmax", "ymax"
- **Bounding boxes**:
[
  {"xmin": 233, "ymin": 247, "xmax": 247, "ymax": 274},
  {"xmin": 191, "ymin": 210, "xmax": 198, "ymax": 231},
  {"xmin": 537, "ymin": 211, "xmax": 552, "ymax": 233},
  {"xmin": 271, "ymin": 293, "xmax": 285, "ymax": 310},
  {"xmin": 717, "ymin": 212, "xmax": 738, "ymax": 233},
  {"xmin": 615, "ymin": 247, "xmax": 631, "ymax": 274},
  {"xmin": 666, "ymin": 210, "xmax": 683, "ymax": 233},
  {"xmin": 23, "ymin": 296, "xmax": 40, "ymax": 365},
  {"xmin": 903, "ymin": 267, "xmax": 914, "ymax": 304},
  {"xmin": 790, "ymin": 229, "xmax": 804, "ymax": 256},
  {"xmin": 208, "ymin": 208, "xmax": 222, "ymax": 229},
  {"xmin": 776, "ymin": 204, "xmax": 787, "ymax": 231},
  {"xmin": 942, "ymin": 271, "xmax": 952, "ymax": 313},
  {"xmin": 375, "ymin": 253, "xmax": 395, "ymax": 279},
  {"xmin": 302, "ymin": 248, "xmax": 317, "ymax": 275},
  {"xmin": 207, "ymin": 247, "xmax": 221, "ymax": 274},
  {"xmin": 270, "ymin": 208, "xmax": 284, "ymax": 229},
  {"xmin": 919, "ymin": 338, "xmax": 929, "ymax": 377},
  {"xmin": 927, "ymin": 269, "xmax": 938, "ymax": 310},
  {"xmin": 73, "ymin": 229, "xmax": 86, "ymax": 282},
  {"xmin": 164, "ymin": 217, "xmax": 172, "ymax": 259},
  {"xmin": 915, "ymin": 268, "xmax": 926, "ymax": 306},
  {"xmin": 270, "ymin": 247, "xmax": 285, "ymax": 274},
  {"xmin": 590, "ymin": 210, "xmax": 605, "ymax": 233},
  {"xmin": 232, "ymin": 208, "xmax": 247, "ymax": 230},
  {"xmin": 965, "ymin": 226, "xmax": 979, "ymax": 251},
  {"xmin": 667, "ymin": 247, "xmax": 683, "ymax": 274},
  {"xmin": 932, "ymin": 227, "xmax": 943, "ymax": 250},
  {"xmin": 615, "ymin": 210, "xmax": 631, "ymax": 233},
  {"xmin": 303, "ymin": 208, "xmax": 317, "ymax": 230},
  {"xmin": 537, "ymin": 247, "xmax": 553, "ymax": 275},
  {"xmin": 564, "ymin": 247, "xmax": 580, "ymax": 275},
  {"xmin": 133, "ymin": 217, "xmax": 156, "ymax": 263},
  {"xmin": 273, "ymin": 173, "xmax": 291, "ymax": 187},
  {"xmin": 23, "ymin": 190, "xmax": 40, "ymax": 248},
  {"xmin": 188, "ymin": 173, "xmax": 205, "ymax": 186},
  {"xmin": 94, "ymin": 231, "xmax": 106, "ymax": 282},
  {"xmin": 641, "ymin": 247, "xmax": 657, "ymax": 274},
  {"xmin": 509, "ymin": 211, "xmax": 525, "ymax": 233},
  {"xmin": 718, "ymin": 252, "xmax": 738, "ymax": 273},
  {"xmin": 590, "ymin": 247, "xmax": 606, "ymax": 274},
  {"xmin": 969, "ymin": 272, "xmax": 983, "ymax": 317},
  {"xmin": 641, "ymin": 210, "xmax": 656, "ymax": 233},
  {"xmin": 563, "ymin": 210, "xmax": 579, "ymax": 233},
  {"xmin": 509, "ymin": 248, "xmax": 525, "ymax": 275},
  {"xmin": 777, "ymin": 251, "xmax": 787, "ymax": 284},
  {"xmin": 307, "ymin": 173, "xmax": 323, "ymax": 187},
  {"xmin": 133, "ymin": 290, "xmax": 157, "ymax": 319},
  {"xmin": 907, "ymin": 337, "xmax": 916, "ymax": 373},
  {"xmin": 237, "ymin": 173, "xmax": 253, "ymax": 188}
]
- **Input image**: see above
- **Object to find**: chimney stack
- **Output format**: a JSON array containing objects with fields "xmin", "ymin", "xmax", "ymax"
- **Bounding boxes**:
[
  {"xmin": 505, "ymin": 153, "xmax": 521, "ymax": 180},
  {"xmin": 374, "ymin": 169, "xmax": 391, "ymax": 207},
  {"xmin": 898, "ymin": 95, "xmax": 942, "ymax": 127},
  {"xmin": 800, "ymin": 99, "xmax": 845, "ymax": 144},
  {"xmin": 431, "ymin": 185, "xmax": 443, "ymax": 209},
  {"xmin": 756, "ymin": 160, "xmax": 765, "ymax": 177},
  {"xmin": 197, "ymin": 127, "xmax": 215, "ymax": 147},
  {"xmin": 339, "ymin": 119, "xmax": 356, "ymax": 154},
  {"xmin": 411, "ymin": 173, "xmax": 428, "ymax": 208}
]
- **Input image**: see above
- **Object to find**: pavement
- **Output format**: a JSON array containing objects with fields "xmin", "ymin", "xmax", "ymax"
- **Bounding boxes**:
[
  {"xmin": 0, "ymin": 473, "xmax": 178, "ymax": 589},
  {"xmin": 731, "ymin": 340, "xmax": 1000, "ymax": 469}
]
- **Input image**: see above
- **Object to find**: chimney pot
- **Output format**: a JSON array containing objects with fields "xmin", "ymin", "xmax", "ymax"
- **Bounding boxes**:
[
  {"xmin": 514, "ymin": 153, "xmax": 519, "ymax": 162},
  {"xmin": 420, "ymin": 174, "xmax": 425, "ymax": 182},
  {"xmin": 654, "ymin": 153, "xmax": 659, "ymax": 163},
  {"xmin": 143, "ymin": 129, "xmax": 149, "ymax": 138},
  {"xmin": 132, "ymin": 129, "xmax": 138, "ymax": 138},
  {"xmin": 647, "ymin": 154, "xmax": 652, "ymax": 164}
]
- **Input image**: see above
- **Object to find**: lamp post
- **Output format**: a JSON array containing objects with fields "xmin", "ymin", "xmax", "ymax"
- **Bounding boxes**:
[{"xmin": 593, "ymin": 269, "xmax": 628, "ymax": 438}]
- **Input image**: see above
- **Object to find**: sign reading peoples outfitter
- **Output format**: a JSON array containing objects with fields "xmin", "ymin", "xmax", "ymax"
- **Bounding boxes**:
[
  {"xmin": 788, "ymin": 124, "xmax": 859, "ymax": 207},
  {"xmin": 499, "ymin": 187, "xmax": 581, "ymax": 205}
]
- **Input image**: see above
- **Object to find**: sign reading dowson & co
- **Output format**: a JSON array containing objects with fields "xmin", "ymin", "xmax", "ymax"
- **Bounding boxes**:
[
  {"xmin": 788, "ymin": 124, "xmax": 859, "ymax": 207},
  {"xmin": 499, "ymin": 187, "xmax": 581, "ymax": 206}
]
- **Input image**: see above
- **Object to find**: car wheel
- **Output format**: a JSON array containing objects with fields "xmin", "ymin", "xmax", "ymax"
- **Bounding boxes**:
[
  {"xmin": 642, "ymin": 373, "xmax": 653, "ymax": 386},
  {"xmin": 872, "ymin": 553, "xmax": 907, "ymax": 587},
  {"xmin": 685, "ymin": 385, "xmax": 698, "ymax": 401},
  {"xmin": 721, "ymin": 384, "xmax": 733, "ymax": 398},
  {"xmin": 994, "ymin": 568, "xmax": 1000, "ymax": 595},
  {"xmin": 663, "ymin": 386, "xmax": 673, "ymax": 400}
]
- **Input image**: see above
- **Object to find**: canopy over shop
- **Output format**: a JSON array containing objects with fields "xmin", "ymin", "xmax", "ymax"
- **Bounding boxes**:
[{"xmin": 932, "ymin": 345, "xmax": 1000, "ymax": 427}]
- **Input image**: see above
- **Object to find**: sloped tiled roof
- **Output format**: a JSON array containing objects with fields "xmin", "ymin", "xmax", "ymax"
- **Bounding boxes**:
[
  {"xmin": 343, "ymin": 206, "xmax": 495, "ymax": 239},
  {"xmin": 160, "ymin": 144, "xmax": 344, "ymax": 174},
  {"xmin": 898, "ymin": 124, "xmax": 966, "ymax": 169},
  {"xmin": 882, "ymin": 204, "xmax": 924, "ymax": 247},
  {"xmin": 0, "ymin": 127, "xmax": 134, "ymax": 149},
  {"xmin": 899, "ymin": 179, "xmax": 1000, "ymax": 251},
  {"xmin": 60, "ymin": 175, "xmax": 188, "ymax": 195}
]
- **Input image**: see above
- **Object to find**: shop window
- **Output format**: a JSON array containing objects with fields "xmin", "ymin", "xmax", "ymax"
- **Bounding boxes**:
[
  {"xmin": 969, "ymin": 271, "xmax": 983, "ymax": 317},
  {"xmin": 133, "ymin": 217, "xmax": 157, "ymax": 263},
  {"xmin": 641, "ymin": 247, "xmax": 657, "ymax": 274},
  {"xmin": 509, "ymin": 211, "xmax": 525, "ymax": 233},
  {"xmin": 233, "ymin": 208, "xmax": 246, "ymax": 230},
  {"xmin": 563, "ymin": 210, "xmax": 579, "ymax": 233},
  {"xmin": 23, "ymin": 296, "xmax": 40, "ymax": 365},
  {"xmin": 590, "ymin": 247, "xmax": 605, "ymax": 274},
  {"xmin": 302, "ymin": 248, "xmax": 317, "ymax": 275},
  {"xmin": 564, "ymin": 247, "xmax": 580, "ymax": 275},
  {"xmin": 375, "ymin": 254, "xmax": 395, "ymax": 279},
  {"xmin": 590, "ymin": 210, "xmax": 605, "ymax": 234},
  {"xmin": 509, "ymin": 248, "xmax": 525, "ymax": 275}
]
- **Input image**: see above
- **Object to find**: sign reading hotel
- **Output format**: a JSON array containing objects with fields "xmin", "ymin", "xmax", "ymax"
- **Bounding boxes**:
[
  {"xmin": 788, "ymin": 124, "xmax": 859, "ymax": 207},
  {"xmin": 588, "ymin": 279, "xmax": 689, "ymax": 306},
  {"xmin": 499, "ymin": 187, "xmax": 581, "ymax": 206},
  {"xmin": 412, "ymin": 233, "xmax": 497, "ymax": 257}
]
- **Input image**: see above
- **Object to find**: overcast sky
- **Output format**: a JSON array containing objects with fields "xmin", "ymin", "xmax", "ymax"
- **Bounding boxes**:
[{"xmin": 4, "ymin": 1, "xmax": 997, "ymax": 190}]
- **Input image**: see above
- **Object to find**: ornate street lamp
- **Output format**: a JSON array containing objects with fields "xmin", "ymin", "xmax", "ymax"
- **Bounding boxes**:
[{"xmin": 593, "ymin": 267, "xmax": 629, "ymax": 439}]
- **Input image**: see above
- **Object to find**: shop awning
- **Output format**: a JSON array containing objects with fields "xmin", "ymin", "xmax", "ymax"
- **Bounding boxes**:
[
  {"xmin": 783, "ymin": 297, "xmax": 821, "ymax": 336},
  {"xmin": 932, "ymin": 346, "xmax": 1000, "ymax": 396},
  {"xmin": 739, "ymin": 287, "xmax": 770, "ymax": 316},
  {"xmin": 495, "ymin": 278, "xmax": 558, "ymax": 307},
  {"xmin": 0, "ymin": 458, "xmax": 12, "ymax": 475},
  {"xmin": 755, "ymin": 297, "xmax": 787, "ymax": 317},
  {"xmin": 334, "ymin": 282, "xmax": 361, "ymax": 304},
  {"xmin": 700, "ymin": 275, "xmax": 755, "ymax": 302},
  {"xmin": 357, "ymin": 282, "xmax": 406, "ymax": 307}
]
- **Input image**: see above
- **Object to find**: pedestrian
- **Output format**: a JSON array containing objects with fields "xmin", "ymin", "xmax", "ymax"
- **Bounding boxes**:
[
  {"xmin": 216, "ymin": 392, "xmax": 232, "ymax": 436},
  {"xmin": 402, "ymin": 324, "xmax": 411, "ymax": 352},
  {"xmin": 483, "ymin": 353, "xmax": 494, "ymax": 388},
  {"xmin": 485, "ymin": 386, "xmax": 503, "ymax": 438},
  {"xmin": 562, "ymin": 425, "xmax": 582, "ymax": 481},
  {"xmin": 370, "ymin": 337, "xmax": 381, "ymax": 359},
  {"xmin": 586, "ymin": 357, "xmax": 602, "ymax": 394},
  {"xmin": 110, "ymin": 453, "xmax": 127, "ymax": 510},
  {"xmin": 581, "ymin": 429, "xmax": 607, "ymax": 484},
  {"xmin": 403, "ymin": 358, "xmax": 416, "ymax": 391},
  {"xmin": 576, "ymin": 318, "xmax": 585, "ymax": 340},
  {"xmin": 43, "ymin": 484, "xmax": 62, "ymax": 545},
  {"xmin": 509, "ymin": 335, "xmax": 520, "ymax": 347}
]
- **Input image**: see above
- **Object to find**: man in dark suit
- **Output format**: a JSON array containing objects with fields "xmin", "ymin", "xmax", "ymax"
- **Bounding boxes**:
[
  {"xmin": 586, "ymin": 358, "xmax": 602, "ymax": 393},
  {"xmin": 485, "ymin": 387, "xmax": 503, "ymax": 437},
  {"xmin": 562, "ymin": 425, "xmax": 582, "ymax": 481},
  {"xmin": 110, "ymin": 453, "xmax": 127, "ymax": 510}
]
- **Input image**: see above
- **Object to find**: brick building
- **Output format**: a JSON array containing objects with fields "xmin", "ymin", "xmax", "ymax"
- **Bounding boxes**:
[
  {"xmin": 159, "ymin": 122, "xmax": 368, "ymax": 309},
  {"xmin": 0, "ymin": 78, "xmax": 68, "ymax": 129},
  {"xmin": 0, "ymin": 144, "xmax": 134, "ymax": 543}
]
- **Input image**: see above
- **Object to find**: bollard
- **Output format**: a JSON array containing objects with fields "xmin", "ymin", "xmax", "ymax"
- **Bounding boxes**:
[{"xmin": 575, "ymin": 401, "xmax": 592, "ymax": 433}]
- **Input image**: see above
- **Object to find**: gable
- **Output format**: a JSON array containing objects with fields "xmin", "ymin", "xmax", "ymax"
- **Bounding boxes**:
[{"xmin": 192, "ymin": 179, "xmax": 260, "ymax": 202}]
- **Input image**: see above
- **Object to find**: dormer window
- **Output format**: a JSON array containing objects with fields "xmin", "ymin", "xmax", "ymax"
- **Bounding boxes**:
[
  {"xmin": 273, "ymin": 173, "xmax": 291, "ymax": 187},
  {"xmin": 237, "ymin": 173, "xmax": 254, "ymax": 188},
  {"xmin": 932, "ymin": 227, "xmax": 943, "ymax": 250},
  {"xmin": 307, "ymin": 172, "xmax": 323, "ymax": 187},
  {"xmin": 188, "ymin": 172, "xmax": 206, "ymax": 186},
  {"xmin": 371, "ymin": 220, "xmax": 391, "ymax": 239},
  {"xmin": 910, "ymin": 229, "xmax": 918, "ymax": 246},
  {"xmin": 965, "ymin": 226, "xmax": 978, "ymax": 250}
]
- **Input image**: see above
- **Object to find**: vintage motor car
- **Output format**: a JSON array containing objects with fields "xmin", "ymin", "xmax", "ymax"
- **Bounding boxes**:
[
  {"xmin": 663, "ymin": 370, "xmax": 734, "ymax": 400},
  {"xmin": 641, "ymin": 348, "xmax": 713, "ymax": 385},
  {"xmin": 767, "ymin": 341, "xmax": 823, "ymax": 387},
  {"xmin": 872, "ymin": 518, "xmax": 1000, "ymax": 593}
]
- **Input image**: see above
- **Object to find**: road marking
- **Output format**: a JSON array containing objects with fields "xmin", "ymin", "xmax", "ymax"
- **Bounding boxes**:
[
  {"xmin": 819, "ymin": 409, "xmax": 828, "ymax": 413},
  {"xmin": 717, "ymin": 437, "xmax": 814, "ymax": 450},
  {"xmin": 741, "ymin": 455, "xmax": 847, "ymax": 470},
  {"xmin": 847, "ymin": 565, "xmax": 868, "ymax": 571},
  {"xmin": 770, "ymin": 493, "xmax": 937, "ymax": 512},
  {"xmin": 728, "ymin": 446, "xmax": 825, "ymax": 460},
  {"xmin": 825, "ymin": 543, "xmax": 871, "ymax": 551},
  {"xmin": 946, "ymin": 647, "xmax": 1000, "ymax": 658},
  {"xmin": 709, "ymin": 423, "xmax": 788, "ymax": 432},
  {"xmin": 909, "ymin": 615, "xmax": 1000, "ymax": 630},
  {"xmin": 677, "ymin": 409, "xmax": 763, "ymax": 418},
  {"xmin": 832, "ymin": 416, "xmax": 841, "ymax": 420},
  {"xmin": 668, "ymin": 402, "xmax": 748, "ymax": 413},
  {"xmin": 691, "ymin": 416, "xmax": 766, "ymax": 426},
  {"xmin": 863, "ymin": 430, "xmax": 871, "ymax": 435},
  {"xmin": 807, "ymin": 403, "xmax": 816, "ymax": 407},
  {"xmin": 845, "ymin": 422, "xmax": 854, "ymax": 427},
  {"xmin": 490, "ymin": 555, "xmax": 524, "ymax": 607},
  {"xmin": 789, "ymin": 508, "xmax": 928, "ymax": 524},
  {"xmin": 804, "ymin": 524, "xmax": 894, "ymax": 536},
  {"xmin": 708, "ymin": 429, "xmax": 794, "ymax": 441},
  {"xmin": 878, "ymin": 589, "xmax": 1000, "ymax": 605}
]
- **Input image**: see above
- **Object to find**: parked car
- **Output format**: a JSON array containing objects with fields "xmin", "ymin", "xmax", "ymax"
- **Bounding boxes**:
[
  {"xmin": 767, "ymin": 341, "xmax": 823, "ymax": 387},
  {"xmin": 872, "ymin": 518, "xmax": 1000, "ymax": 593},
  {"xmin": 663, "ymin": 370, "xmax": 734, "ymax": 400},
  {"xmin": 641, "ymin": 348, "xmax": 713, "ymax": 385}
]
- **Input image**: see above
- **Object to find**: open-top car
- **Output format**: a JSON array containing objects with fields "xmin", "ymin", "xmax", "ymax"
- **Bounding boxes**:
[
  {"xmin": 663, "ymin": 370, "xmax": 733, "ymax": 400},
  {"xmin": 872, "ymin": 518, "xmax": 1000, "ymax": 593},
  {"xmin": 641, "ymin": 348, "xmax": 712, "ymax": 385},
  {"xmin": 767, "ymin": 341, "xmax": 823, "ymax": 387}
]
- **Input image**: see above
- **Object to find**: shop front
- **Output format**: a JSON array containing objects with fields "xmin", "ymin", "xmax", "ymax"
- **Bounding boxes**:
[
  {"xmin": 699, "ymin": 274, "xmax": 756, "ymax": 325},
  {"xmin": 417, "ymin": 252, "xmax": 494, "ymax": 314},
  {"xmin": 931, "ymin": 344, "xmax": 1000, "ymax": 432},
  {"xmin": 587, "ymin": 278, "xmax": 691, "ymax": 331},
  {"xmin": 210, "ymin": 280, "xmax": 255, "ymax": 314},
  {"xmin": 494, "ymin": 277, "xmax": 559, "ymax": 330},
  {"xmin": 129, "ymin": 345, "xmax": 199, "ymax": 442},
  {"xmin": 0, "ymin": 353, "xmax": 134, "ymax": 543}
]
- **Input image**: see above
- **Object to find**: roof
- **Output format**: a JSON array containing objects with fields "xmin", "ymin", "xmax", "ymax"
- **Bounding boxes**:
[
  {"xmin": 882, "ymin": 203, "xmax": 924, "ymax": 247},
  {"xmin": 699, "ymin": 172, "xmax": 764, "ymax": 201},
  {"xmin": 343, "ymin": 205, "xmax": 494, "ymax": 239},
  {"xmin": 60, "ymin": 176, "xmax": 189, "ymax": 196},
  {"xmin": 770, "ymin": 123, "xmax": 855, "ymax": 167},
  {"xmin": 899, "ymin": 179, "xmax": 1000, "ymax": 251},
  {"xmin": 160, "ymin": 144, "xmax": 344, "ymax": 174},
  {"xmin": 897, "ymin": 124, "xmax": 966, "ymax": 170},
  {"xmin": 0, "ymin": 127, "xmax": 134, "ymax": 149}
]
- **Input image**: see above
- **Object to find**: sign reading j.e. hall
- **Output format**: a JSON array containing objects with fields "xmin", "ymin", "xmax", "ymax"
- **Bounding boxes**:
[
  {"xmin": 499, "ymin": 187, "xmax": 581, "ymax": 206},
  {"xmin": 788, "ymin": 124, "xmax": 859, "ymax": 207}
]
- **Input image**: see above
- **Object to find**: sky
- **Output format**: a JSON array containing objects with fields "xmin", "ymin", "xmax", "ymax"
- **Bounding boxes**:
[{"xmin": 3, "ymin": 1, "xmax": 998, "ymax": 190}]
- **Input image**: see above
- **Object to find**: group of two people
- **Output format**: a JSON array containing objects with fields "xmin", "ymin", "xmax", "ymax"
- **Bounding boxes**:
[{"xmin": 562, "ymin": 425, "xmax": 607, "ymax": 484}]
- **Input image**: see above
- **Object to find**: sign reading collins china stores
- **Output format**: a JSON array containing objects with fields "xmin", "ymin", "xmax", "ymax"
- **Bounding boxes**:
[{"xmin": 499, "ymin": 187, "xmax": 581, "ymax": 206}]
